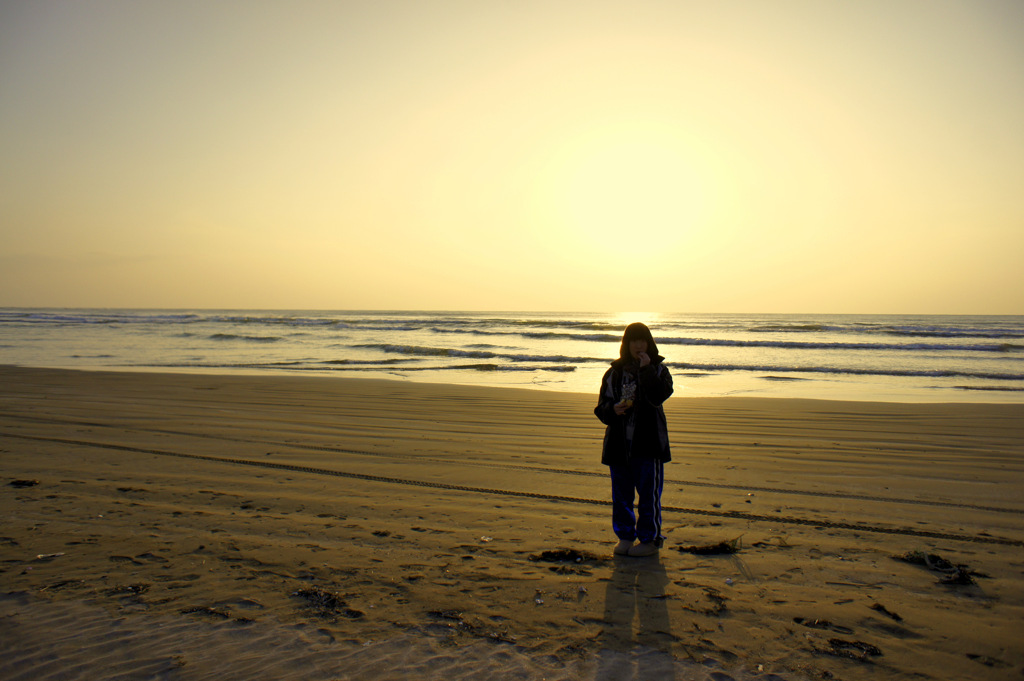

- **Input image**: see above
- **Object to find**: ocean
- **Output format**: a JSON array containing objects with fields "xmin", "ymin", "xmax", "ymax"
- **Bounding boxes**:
[{"xmin": 1, "ymin": 309, "xmax": 1022, "ymax": 403}]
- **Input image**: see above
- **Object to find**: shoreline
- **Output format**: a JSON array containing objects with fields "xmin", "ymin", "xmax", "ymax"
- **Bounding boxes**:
[
  {"xmin": 2, "ymin": 365, "xmax": 1023, "ymax": 680},
  {"xmin": 5, "ymin": 362, "xmax": 1024, "ymax": 406},
  {"xmin": 4, "ymin": 308, "xmax": 1024, "ymax": 405}
]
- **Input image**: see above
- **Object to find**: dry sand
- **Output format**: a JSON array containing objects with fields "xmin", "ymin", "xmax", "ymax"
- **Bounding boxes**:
[{"xmin": 1, "ymin": 365, "xmax": 1022, "ymax": 680}]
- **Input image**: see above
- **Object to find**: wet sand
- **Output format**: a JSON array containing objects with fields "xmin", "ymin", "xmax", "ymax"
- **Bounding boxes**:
[{"xmin": 1, "ymin": 365, "xmax": 1022, "ymax": 680}]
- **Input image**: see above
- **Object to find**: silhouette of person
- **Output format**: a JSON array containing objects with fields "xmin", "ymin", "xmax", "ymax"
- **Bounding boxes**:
[{"xmin": 594, "ymin": 322, "xmax": 674, "ymax": 557}]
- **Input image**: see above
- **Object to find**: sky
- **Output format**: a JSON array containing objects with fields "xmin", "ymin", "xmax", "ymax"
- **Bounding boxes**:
[{"xmin": 1, "ymin": 0, "xmax": 1022, "ymax": 314}]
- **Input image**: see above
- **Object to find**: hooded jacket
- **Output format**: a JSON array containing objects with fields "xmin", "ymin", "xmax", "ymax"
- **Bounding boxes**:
[{"xmin": 594, "ymin": 355, "xmax": 673, "ymax": 465}]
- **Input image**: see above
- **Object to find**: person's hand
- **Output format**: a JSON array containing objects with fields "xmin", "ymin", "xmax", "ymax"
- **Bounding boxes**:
[
  {"xmin": 637, "ymin": 352, "xmax": 651, "ymax": 368},
  {"xmin": 613, "ymin": 401, "xmax": 631, "ymax": 416}
]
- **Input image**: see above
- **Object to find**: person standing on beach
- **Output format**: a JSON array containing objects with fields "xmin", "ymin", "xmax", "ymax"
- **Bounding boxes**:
[{"xmin": 594, "ymin": 322, "xmax": 674, "ymax": 557}]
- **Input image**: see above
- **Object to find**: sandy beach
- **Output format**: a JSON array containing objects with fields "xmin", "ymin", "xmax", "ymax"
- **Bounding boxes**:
[{"xmin": 1, "ymin": 365, "xmax": 1022, "ymax": 680}]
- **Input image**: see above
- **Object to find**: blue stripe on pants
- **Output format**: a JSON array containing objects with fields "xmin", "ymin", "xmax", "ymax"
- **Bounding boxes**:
[{"xmin": 609, "ymin": 458, "xmax": 664, "ymax": 544}]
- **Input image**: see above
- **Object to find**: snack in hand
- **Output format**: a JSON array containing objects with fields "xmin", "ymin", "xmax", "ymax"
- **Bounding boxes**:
[{"xmin": 619, "ymin": 383, "xmax": 636, "ymax": 409}]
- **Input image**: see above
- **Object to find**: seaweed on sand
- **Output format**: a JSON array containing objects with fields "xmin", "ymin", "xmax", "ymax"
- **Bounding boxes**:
[
  {"xmin": 821, "ymin": 638, "xmax": 883, "ymax": 662},
  {"xmin": 292, "ymin": 586, "xmax": 365, "ymax": 619},
  {"xmin": 529, "ymin": 548, "xmax": 604, "ymax": 564},
  {"xmin": 676, "ymin": 536, "xmax": 742, "ymax": 555},
  {"xmin": 892, "ymin": 551, "xmax": 987, "ymax": 586},
  {"xmin": 9, "ymin": 480, "xmax": 39, "ymax": 488}
]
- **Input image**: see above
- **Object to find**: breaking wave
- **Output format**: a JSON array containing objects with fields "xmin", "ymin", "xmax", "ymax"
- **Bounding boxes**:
[
  {"xmin": 209, "ymin": 333, "xmax": 282, "ymax": 343},
  {"xmin": 656, "ymin": 337, "xmax": 1024, "ymax": 353},
  {"xmin": 354, "ymin": 343, "xmax": 598, "ymax": 365},
  {"xmin": 953, "ymin": 385, "xmax": 1024, "ymax": 392},
  {"xmin": 671, "ymin": 361, "xmax": 1024, "ymax": 381}
]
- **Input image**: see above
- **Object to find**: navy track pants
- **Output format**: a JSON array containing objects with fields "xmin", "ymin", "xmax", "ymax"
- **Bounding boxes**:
[{"xmin": 609, "ymin": 457, "xmax": 664, "ymax": 544}]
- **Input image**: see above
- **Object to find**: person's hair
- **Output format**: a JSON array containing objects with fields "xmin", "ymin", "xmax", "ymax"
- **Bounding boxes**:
[{"xmin": 618, "ymin": 322, "xmax": 660, "ymax": 362}]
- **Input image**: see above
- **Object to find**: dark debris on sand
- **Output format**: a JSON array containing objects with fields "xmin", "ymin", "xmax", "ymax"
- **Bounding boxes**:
[
  {"xmin": 292, "ymin": 586, "xmax": 365, "ymax": 620},
  {"xmin": 892, "ymin": 551, "xmax": 988, "ymax": 586},
  {"xmin": 869, "ymin": 603, "xmax": 903, "ymax": 622},
  {"xmin": 676, "ymin": 539, "xmax": 740, "ymax": 555},
  {"xmin": 794, "ymin": 617, "xmax": 854, "ymax": 635},
  {"xmin": 9, "ymin": 479, "xmax": 39, "ymax": 488},
  {"xmin": 817, "ymin": 638, "xmax": 883, "ymax": 662},
  {"xmin": 426, "ymin": 609, "xmax": 517, "ymax": 644},
  {"xmin": 529, "ymin": 549, "xmax": 605, "ymax": 564},
  {"xmin": 109, "ymin": 583, "xmax": 151, "ymax": 597}
]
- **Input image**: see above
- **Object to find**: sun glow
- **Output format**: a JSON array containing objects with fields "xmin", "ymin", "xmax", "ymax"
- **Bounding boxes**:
[
  {"xmin": 613, "ymin": 312, "xmax": 662, "ymax": 328},
  {"xmin": 2, "ymin": 3, "xmax": 1020, "ymax": 313},
  {"xmin": 553, "ymin": 129, "xmax": 711, "ymax": 257}
]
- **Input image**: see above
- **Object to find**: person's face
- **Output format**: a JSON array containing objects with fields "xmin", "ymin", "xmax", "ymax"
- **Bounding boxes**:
[{"xmin": 629, "ymin": 339, "xmax": 648, "ymax": 359}]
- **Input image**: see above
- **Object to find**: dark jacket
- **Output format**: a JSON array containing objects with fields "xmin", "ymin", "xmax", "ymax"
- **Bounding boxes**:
[{"xmin": 594, "ymin": 356, "xmax": 673, "ymax": 465}]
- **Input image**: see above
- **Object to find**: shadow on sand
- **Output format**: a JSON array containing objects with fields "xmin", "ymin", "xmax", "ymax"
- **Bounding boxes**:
[{"xmin": 594, "ymin": 554, "xmax": 679, "ymax": 680}]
